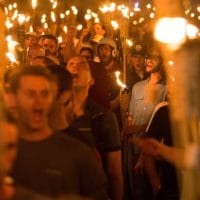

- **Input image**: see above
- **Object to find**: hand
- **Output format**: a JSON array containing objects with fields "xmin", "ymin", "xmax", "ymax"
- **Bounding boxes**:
[
  {"xmin": 80, "ymin": 28, "xmax": 90, "ymax": 39},
  {"xmin": 150, "ymin": 175, "xmax": 162, "ymax": 195},
  {"xmin": 133, "ymin": 138, "xmax": 161, "ymax": 157},
  {"xmin": 134, "ymin": 158, "xmax": 143, "ymax": 174}
]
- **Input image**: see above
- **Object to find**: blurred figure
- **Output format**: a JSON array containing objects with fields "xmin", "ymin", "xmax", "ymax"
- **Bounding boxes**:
[
  {"xmin": 42, "ymin": 34, "xmax": 61, "ymax": 65},
  {"xmin": 30, "ymin": 56, "xmax": 58, "ymax": 67},
  {"xmin": 80, "ymin": 46, "xmax": 94, "ymax": 62},
  {"xmin": 92, "ymin": 37, "xmax": 122, "ymax": 128},
  {"xmin": 48, "ymin": 66, "xmax": 74, "ymax": 130},
  {"xmin": 26, "ymin": 45, "xmax": 45, "ymax": 65},
  {"xmin": 0, "ymin": 111, "xmax": 18, "ymax": 200},
  {"xmin": 66, "ymin": 57, "xmax": 123, "ymax": 200},
  {"xmin": 3, "ymin": 68, "xmax": 18, "ymax": 118},
  {"xmin": 127, "ymin": 41, "xmax": 149, "ymax": 91},
  {"xmin": 10, "ymin": 66, "xmax": 108, "ymax": 199},
  {"xmin": 25, "ymin": 32, "xmax": 38, "ymax": 49},
  {"xmin": 125, "ymin": 46, "xmax": 166, "ymax": 200}
]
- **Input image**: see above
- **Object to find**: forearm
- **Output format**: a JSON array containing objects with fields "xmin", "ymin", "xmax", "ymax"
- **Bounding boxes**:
[
  {"xmin": 107, "ymin": 151, "xmax": 123, "ymax": 200},
  {"xmin": 109, "ymin": 169, "xmax": 123, "ymax": 200}
]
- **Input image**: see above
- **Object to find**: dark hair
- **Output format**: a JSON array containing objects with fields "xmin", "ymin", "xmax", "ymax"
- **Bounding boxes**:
[
  {"xmin": 9, "ymin": 66, "xmax": 54, "ymax": 93},
  {"xmin": 47, "ymin": 65, "xmax": 73, "ymax": 97},
  {"xmin": 42, "ymin": 34, "xmax": 58, "ymax": 46},
  {"xmin": 31, "ymin": 56, "xmax": 58, "ymax": 67},
  {"xmin": 146, "ymin": 46, "xmax": 166, "ymax": 81},
  {"xmin": 80, "ymin": 47, "xmax": 94, "ymax": 59}
]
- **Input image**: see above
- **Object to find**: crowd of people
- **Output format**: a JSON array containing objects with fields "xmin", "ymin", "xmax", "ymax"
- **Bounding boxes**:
[{"xmin": 0, "ymin": 19, "xmax": 199, "ymax": 200}]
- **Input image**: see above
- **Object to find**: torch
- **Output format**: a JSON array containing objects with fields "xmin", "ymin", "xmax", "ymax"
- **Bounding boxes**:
[
  {"xmin": 17, "ymin": 14, "xmax": 26, "ymax": 65},
  {"xmin": 154, "ymin": 0, "xmax": 200, "ymax": 199}
]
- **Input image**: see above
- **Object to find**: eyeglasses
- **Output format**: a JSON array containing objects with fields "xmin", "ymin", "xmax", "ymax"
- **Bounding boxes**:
[
  {"xmin": 81, "ymin": 55, "xmax": 92, "ymax": 59},
  {"xmin": 145, "ymin": 55, "xmax": 161, "ymax": 61}
]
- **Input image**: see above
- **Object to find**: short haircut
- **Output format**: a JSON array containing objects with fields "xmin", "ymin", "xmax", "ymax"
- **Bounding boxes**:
[
  {"xmin": 80, "ymin": 47, "xmax": 94, "ymax": 59},
  {"xmin": 42, "ymin": 34, "xmax": 58, "ymax": 46},
  {"xmin": 47, "ymin": 65, "xmax": 73, "ymax": 97},
  {"xmin": 31, "ymin": 56, "xmax": 58, "ymax": 67},
  {"xmin": 9, "ymin": 66, "xmax": 54, "ymax": 93}
]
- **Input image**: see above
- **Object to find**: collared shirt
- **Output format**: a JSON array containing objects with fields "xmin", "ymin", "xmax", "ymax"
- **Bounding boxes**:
[{"xmin": 129, "ymin": 78, "xmax": 166, "ymax": 127}]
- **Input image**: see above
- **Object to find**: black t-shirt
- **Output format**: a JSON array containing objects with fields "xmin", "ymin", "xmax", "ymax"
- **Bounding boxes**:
[
  {"xmin": 65, "ymin": 99, "xmax": 121, "ymax": 172},
  {"xmin": 12, "ymin": 132, "xmax": 108, "ymax": 199}
]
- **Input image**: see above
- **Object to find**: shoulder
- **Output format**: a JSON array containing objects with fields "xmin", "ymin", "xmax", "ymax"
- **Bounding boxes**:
[{"xmin": 134, "ymin": 79, "xmax": 148, "ymax": 87}]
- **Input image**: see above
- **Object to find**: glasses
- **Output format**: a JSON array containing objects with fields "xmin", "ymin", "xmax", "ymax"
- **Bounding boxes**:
[
  {"xmin": 81, "ymin": 55, "xmax": 92, "ymax": 59},
  {"xmin": 145, "ymin": 55, "xmax": 161, "ymax": 61}
]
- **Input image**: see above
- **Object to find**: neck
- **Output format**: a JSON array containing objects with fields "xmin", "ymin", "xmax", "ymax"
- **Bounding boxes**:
[
  {"xmin": 135, "ymin": 68, "xmax": 145, "ymax": 78},
  {"xmin": 104, "ymin": 60, "xmax": 114, "ymax": 71},
  {"xmin": 73, "ymin": 88, "xmax": 88, "ymax": 117},
  {"xmin": 19, "ymin": 124, "xmax": 52, "ymax": 141},
  {"xmin": 49, "ymin": 112, "xmax": 70, "ymax": 131},
  {"xmin": 149, "ymin": 72, "xmax": 162, "ymax": 84}
]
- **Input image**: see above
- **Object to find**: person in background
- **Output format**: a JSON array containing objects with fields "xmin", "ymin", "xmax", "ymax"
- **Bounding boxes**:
[
  {"xmin": 125, "ymin": 46, "xmax": 166, "ymax": 200},
  {"xmin": 0, "ymin": 112, "xmax": 18, "ymax": 200},
  {"xmin": 30, "ymin": 56, "xmax": 58, "ymax": 67},
  {"xmin": 25, "ymin": 32, "xmax": 38, "ymax": 50},
  {"xmin": 26, "ymin": 45, "xmax": 45, "ymax": 65},
  {"xmin": 42, "ymin": 34, "xmax": 64, "ymax": 66},
  {"xmin": 126, "ymin": 41, "xmax": 149, "ymax": 91},
  {"xmin": 66, "ymin": 56, "xmax": 123, "ymax": 200},
  {"xmin": 80, "ymin": 46, "xmax": 94, "ymax": 63}
]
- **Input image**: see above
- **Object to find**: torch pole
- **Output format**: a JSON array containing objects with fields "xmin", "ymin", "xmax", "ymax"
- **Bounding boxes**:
[{"xmin": 154, "ymin": 0, "xmax": 200, "ymax": 199}]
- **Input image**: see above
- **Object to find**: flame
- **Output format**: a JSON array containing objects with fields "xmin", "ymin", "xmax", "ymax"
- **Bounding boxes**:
[
  {"xmin": 58, "ymin": 36, "xmax": 63, "ymax": 43},
  {"xmin": 18, "ymin": 14, "xmax": 26, "ymax": 25},
  {"xmin": 111, "ymin": 20, "xmax": 119, "ymax": 30},
  {"xmin": 6, "ymin": 52, "xmax": 17, "ymax": 63},
  {"xmin": 52, "ymin": 1, "xmax": 57, "ymax": 9},
  {"xmin": 77, "ymin": 24, "xmax": 83, "ymax": 31},
  {"xmin": 29, "ymin": 26, "xmax": 33, "ymax": 32},
  {"xmin": 154, "ymin": 17, "xmax": 187, "ymax": 50},
  {"xmin": 63, "ymin": 25, "xmax": 68, "ymax": 33},
  {"xmin": 32, "ymin": 0, "xmax": 37, "ymax": 9},
  {"xmin": 115, "ymin": 71, "xmax": 126, "ymax": 89},
  {"xmin": 51, "ymin": 11, "xmax": 56, "ymax": 22},
  {"xmin": 154, "ymin": 17, "xmax": 199, "ymax": 50},
  {"xmin": 6, "ymin": 20, "xmax": 13, "ymax": 29},
  {"xmin": 85, "ymin": 14, "xmax": 92, "ymax": 21}
]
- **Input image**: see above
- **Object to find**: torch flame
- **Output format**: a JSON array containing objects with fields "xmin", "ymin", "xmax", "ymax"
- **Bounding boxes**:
[
  {"xmin": 32, "ymin": 0, "xmax": 37, "ymax": 9},
  {"xmin": 6, "ymin": 52, "xmax": 17, "ymax": 63},
  {"xmin": 115, "ymin": 71, "xmax": 126, "ymax": 89}
]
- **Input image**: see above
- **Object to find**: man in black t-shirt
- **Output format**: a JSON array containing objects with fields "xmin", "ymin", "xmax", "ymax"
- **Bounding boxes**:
[
  {"xmin": 10, "ymin": 66, "xmax": 108, "ymax": 199},
  {"xmin": 66, "ymin": 57, "xmax": 123, "ymax": 200}
]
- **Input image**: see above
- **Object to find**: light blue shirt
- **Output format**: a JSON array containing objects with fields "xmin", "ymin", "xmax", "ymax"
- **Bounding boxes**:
[{"xmin": 129, "ymin": 78, "xmax": 166, "ymax": 127}]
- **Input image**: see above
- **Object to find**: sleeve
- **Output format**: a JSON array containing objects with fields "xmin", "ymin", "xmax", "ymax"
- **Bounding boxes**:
[
  {"xmin": 80, "ymin": 147, "xmax": 108, "ymax": 200},
  {"xmin": 102, "ymin": 111, "xmax": 121, "ymax": 152},
  {"xmin": 128, "ymin": 85, "xmax": 135, "ymax": 118}
]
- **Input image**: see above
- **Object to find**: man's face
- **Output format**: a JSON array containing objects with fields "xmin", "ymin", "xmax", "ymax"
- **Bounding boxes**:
[
  {"xmin": 27, "ymin": 46, "xmax": 45, "ymax": 64},
  {"xmin": 98, "ymin": 44, "xmax": 113, "ymax": 65},
  {"xmin": 15, "ymin": 76, "xmax": 53, "ymax": 131},
  {"xmin": 93, "ymin": 23, "xmax": 105, "ymax": 36},
  {"xmin": 146, "ymin": 55, "xmax": 162, "ymax": 73},
  {"xmin": 25, "ymin": 36, "xmax": 37, "ymax": 48},
  {"xmin": 80, "ymin": 50, "xmax": 93, "ymax": 62},
  {"xmin": 0, "ymin": 122, "xmax": 18, "ymax": 173},
  {"xmin": 67, "ymin": 57, "xmax": 92, "ymax": 90},
  {"xmin": 130, "ymin": 54, "xmax": 145, "ymax": 71},
  {"xmin": 42, "ymin": 38, "xmax": 57, "ymax": 56}
]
